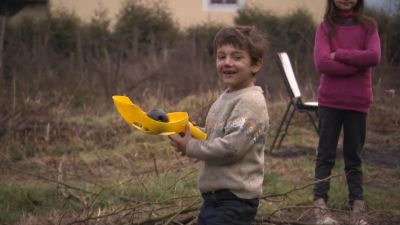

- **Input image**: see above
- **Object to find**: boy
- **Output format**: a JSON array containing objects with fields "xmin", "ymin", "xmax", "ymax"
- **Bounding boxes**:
[{"xmin": 169, "ymin": 26, "xmax": 269, "ymax": 225}]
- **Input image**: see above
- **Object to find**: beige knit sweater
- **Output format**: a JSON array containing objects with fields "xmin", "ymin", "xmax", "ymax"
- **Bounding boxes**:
[{"xmin": 186, "ymin": 86, "xmax": 269, "ymax": 199}]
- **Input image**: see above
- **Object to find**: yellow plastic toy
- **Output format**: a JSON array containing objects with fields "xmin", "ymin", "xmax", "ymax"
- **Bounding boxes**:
[{"xmin": 112, "ymin": 96, "xmax": 207, "ymax": 140}]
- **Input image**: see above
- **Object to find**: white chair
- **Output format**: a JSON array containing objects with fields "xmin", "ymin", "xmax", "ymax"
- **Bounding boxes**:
[{"xmin": 270, "ymin": 52, "xmax": 319, "ymax": 152}]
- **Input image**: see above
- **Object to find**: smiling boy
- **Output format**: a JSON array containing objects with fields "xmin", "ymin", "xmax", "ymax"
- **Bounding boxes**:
[{"xmin": 169, "ymin": 26, "xmax": 269, "ymax": 225}]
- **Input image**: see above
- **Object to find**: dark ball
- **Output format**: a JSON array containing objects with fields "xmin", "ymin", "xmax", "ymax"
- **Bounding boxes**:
[{"xmin": 147, "ymin": 109, "xmax": 169, "ymax": 122}]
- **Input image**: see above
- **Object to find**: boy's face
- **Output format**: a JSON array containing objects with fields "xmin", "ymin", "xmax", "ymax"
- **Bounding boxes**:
[{"xmin": 216, "ymin": 44, "xmax": 262, "ymax": 92}]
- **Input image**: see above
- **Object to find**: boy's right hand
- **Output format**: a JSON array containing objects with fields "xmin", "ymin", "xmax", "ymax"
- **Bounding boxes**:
[
  {"xmin": 169, "ymin": 125, "xmax": 192, "ymax": 156},
  {"xmin": 168, "ymin": 125, "xmax": 192, "ymax": 156}
]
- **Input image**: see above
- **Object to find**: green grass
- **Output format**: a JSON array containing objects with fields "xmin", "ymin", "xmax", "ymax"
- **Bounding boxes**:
[
  {"xmin": 61, "ymin": 171, "xmax": 198, "ymax": 210},
  {"xmin": 326, "ymin": 177, "xmax": 349, "ymax": 209},
  {"xmin": 5, "ymin": 141, "xmax": 37, "ymax": 161},
  {"xmin": 0, "ymin": 168, "xmax": 198, "ymax": 224},
  {"xmin": 0, "ymin": 184, "xmax": 64, "ymax": 224},
  {"xmin": 263, "ymin": 172, "xmax": 292, "ymax": 194},
  {"xmin": 394, "ymin": 167, "xmax": 400, "ymax": 177},
  {"xmin": 261, "ymin": 171, "xmax": 313, "ymax": 214},
  {"xmin": 261, "ymin": 149, "xmax": 400, "ymax": 218},
  {"xmin": 118, "ymin": 171, "xmax": 198, "ymax": 202},
  {"xmin": 365, "ymin": 186, "xmax": 400, "ymax": 213},
  {"xmin": 63, "ymin": 111, "xmax": 119, "ymax": 127},
  {"xmin": 1, "ymin": 96, "xmax": 399, "ymax": 223}
]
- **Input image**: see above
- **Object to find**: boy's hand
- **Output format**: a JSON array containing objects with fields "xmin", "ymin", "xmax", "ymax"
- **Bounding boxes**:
[{"xmin": 169, "ymin": 125, "xmax": 191, "ymax": 156}]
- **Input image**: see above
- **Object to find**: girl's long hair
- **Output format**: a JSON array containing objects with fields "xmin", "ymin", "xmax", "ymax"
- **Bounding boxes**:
[{"xmin": 324, "ymin": 0, "xmax": 377, "ymax": 37}]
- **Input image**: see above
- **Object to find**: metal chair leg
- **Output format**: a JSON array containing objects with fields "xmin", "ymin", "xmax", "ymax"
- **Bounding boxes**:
[
  {"xmin": 276, "ymin": 105, "xmax": 296, "ymax": 150},
  {"xmin": 270, "ymin": 102, "xmax": 293, "ymax": 152}
]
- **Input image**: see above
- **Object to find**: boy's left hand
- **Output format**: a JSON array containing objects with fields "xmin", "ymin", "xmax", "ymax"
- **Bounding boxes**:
[{"xmin": 169, "ymin": 125, "xmax": 191, "ymax": 156}]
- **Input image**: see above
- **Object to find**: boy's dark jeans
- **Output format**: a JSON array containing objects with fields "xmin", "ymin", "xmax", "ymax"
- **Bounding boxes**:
[
  {"xmin": 198, "ymin": 190, "xmax": 259, "ymax": 225},
  {"xmin": 314, "ymin": 106, "xmax": 366, "ymax": 206}
]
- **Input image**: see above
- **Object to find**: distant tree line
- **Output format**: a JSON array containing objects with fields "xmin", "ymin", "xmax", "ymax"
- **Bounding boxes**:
[{"xmin": 0, "ymin": 1, "xmax": 399, "ymax": 111}]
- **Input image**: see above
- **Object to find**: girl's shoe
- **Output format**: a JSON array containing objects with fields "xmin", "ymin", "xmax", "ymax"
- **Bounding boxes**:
[
  {"xmin": 314, "ymin": 198, "xmax": 340, "ymax": 225},
  {"xmin": 351, "ymin": 200, "xmax": 369, "ymax": 225}
]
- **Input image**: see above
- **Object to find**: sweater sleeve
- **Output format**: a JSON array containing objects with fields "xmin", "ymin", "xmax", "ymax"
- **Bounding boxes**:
[
  {"xmin": 186, "ymin": 97, "xmax": 267, "ymax": 166},
  {"xmin": 314, "ymin": 24, "xmax": 360, "ymax": 76},
  {"xmin": 334, "ymin": 29, "xmax": 381, "ymax": 67}
]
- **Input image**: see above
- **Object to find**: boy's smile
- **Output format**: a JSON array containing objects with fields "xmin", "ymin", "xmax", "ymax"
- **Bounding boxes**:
[{"xmin": 216, "ymin": 44, "xmax": 262, "ymax": 91}]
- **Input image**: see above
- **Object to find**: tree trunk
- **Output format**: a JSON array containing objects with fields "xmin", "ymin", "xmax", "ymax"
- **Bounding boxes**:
[
  {"xmin": 0, "ymin": 15, "xmax": 5, "ymax": 82},
  {"xmin": 0, "ymin": 15, "xmax": 15, "ymax": 115}
]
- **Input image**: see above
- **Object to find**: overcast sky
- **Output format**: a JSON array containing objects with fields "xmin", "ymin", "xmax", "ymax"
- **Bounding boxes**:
[
  {"xmin": 366, "ymin": 0, "xmax": 380, "ymax": 5},
  {"xmin": 366, "ymin": 0, "xmax": 395, "ymax": 9}
]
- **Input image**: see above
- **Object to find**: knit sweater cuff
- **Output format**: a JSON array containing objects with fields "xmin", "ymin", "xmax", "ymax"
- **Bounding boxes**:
[{"xmin": 186, "ymin": 139, "xmax": 199, "ymax": 158}]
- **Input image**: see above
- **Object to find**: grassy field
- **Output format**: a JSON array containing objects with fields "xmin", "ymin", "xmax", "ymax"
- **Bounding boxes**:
[{"xmin": 0, "ymin": 91, "xmax": 399, "ymax": 225}]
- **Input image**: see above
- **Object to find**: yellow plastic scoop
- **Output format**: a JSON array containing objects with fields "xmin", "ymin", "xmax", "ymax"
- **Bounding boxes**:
[{"xmin": 112, "ymin": 96, "xmax": 207, "ymax": 140}]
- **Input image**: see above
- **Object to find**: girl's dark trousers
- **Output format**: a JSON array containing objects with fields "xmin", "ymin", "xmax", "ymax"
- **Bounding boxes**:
[
  {"xmin": 314, "ymin": 106, "xmax": 367, "ymax": 206},
  {"xmin": 198, "ymin": 189, "xmax": 259, "ymax": 225}
]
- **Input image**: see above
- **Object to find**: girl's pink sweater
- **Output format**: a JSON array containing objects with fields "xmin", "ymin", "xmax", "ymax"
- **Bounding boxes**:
[{"xmin": 314, "ymin": 22, "xmax": 381, "ymax": 113}]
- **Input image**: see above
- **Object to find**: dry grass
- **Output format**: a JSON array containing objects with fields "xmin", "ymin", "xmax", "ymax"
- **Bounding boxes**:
[{"xmin": 0, "ymin": 89, "xmax": 399, "ymax": 224}]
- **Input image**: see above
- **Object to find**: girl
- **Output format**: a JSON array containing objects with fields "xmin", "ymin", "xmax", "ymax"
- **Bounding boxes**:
[{"xmin": 313, "ymin": 0, "xmax": 380, "ymax": 224}]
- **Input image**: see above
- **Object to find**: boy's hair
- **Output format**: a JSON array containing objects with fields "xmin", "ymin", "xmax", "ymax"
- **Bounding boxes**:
[
  {"xmin": 214, "ymin": 26, "xmax": 267, "ymax": 65},
  {"xmin": 324, "ymin": 0, "xmax": 377, "ymax": 37}
]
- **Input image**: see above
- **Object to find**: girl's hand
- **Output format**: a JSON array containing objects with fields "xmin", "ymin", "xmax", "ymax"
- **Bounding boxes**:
[
  {"xmin": 169, "ymin": 125, "xmax": 192, "ymax": 156},
  {"xmin": 330, "ymin": 52, "xmax": 336, "ymax": 60}
]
